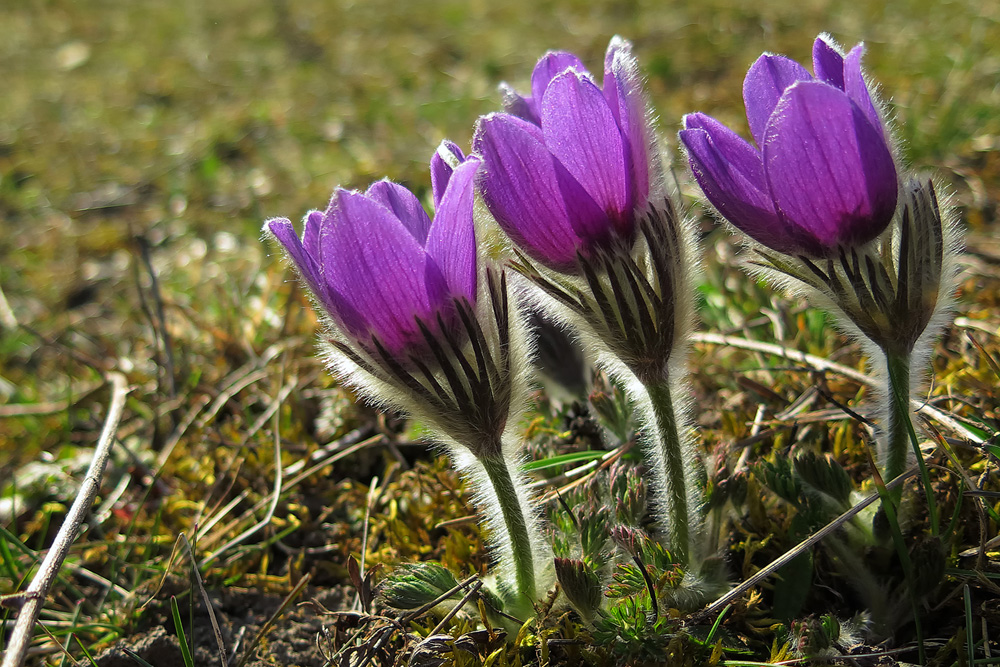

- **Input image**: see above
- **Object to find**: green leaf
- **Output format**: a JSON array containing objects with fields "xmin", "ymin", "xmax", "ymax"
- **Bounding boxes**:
[
  {"xmin": 380, "ymin": 562, "xmax": 462, "ymax": 610},
  {"xmin": 522, "ymin": 450, "xmax": 605, "ymax": 472},
  {"xmin": 771, "ymin": 550, "xmax": 812, "ymax": 621}
]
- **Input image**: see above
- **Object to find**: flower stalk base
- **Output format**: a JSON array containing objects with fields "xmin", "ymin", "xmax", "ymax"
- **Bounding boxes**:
[
  {"xmin": 479, "ymin": 453, "xmax": 538, "ymax": 612},
  {"xmin": 642, "ymin": 378, "xmax": 692, "ymax": 566},
  {"xmin": 883, "ymin": 350, "xmax": 914, "ymax": 494}
]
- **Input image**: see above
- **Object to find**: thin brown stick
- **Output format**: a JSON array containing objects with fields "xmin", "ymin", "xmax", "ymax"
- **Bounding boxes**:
[
  {"xmin": 179, "ymin": 534, "xmax": 228, "ymax": 667},
  {"xmin": 1, "ymin": 372, "xmax": 130, "ymax": 667},
  {"xmin": 428, "ymin": 579, "xmax": 483, "ymax": 635},
  {"xmin": 693, "ymin": 331, "xmax": 872, "ymax": 385}
]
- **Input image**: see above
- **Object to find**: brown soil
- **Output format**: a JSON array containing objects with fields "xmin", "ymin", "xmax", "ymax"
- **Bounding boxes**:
[{"xmin": 81, "ymin": 587, "xmax": 352, "ymax": 667}]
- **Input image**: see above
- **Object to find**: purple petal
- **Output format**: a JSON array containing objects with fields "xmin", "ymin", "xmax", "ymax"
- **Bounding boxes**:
[
  {"xmin": 430, "ymin": 140, "xmax": 466, "ymax": 209},
  {"xmin": 302, "ymin": 210, "xmax": 324, "ymax": 260},
  {"xmin": 763, "ymin": 81, "xmax": 897, "ymax": 250},
  {"xmin": 542, "ymin": 70, "xmax": 632, "ymax": 232},
  {"xmin": 267, "ymin": 216, "xmax": 355, "ymax": 325},
  {"xmin": 474, "ymin": 113, "xmax": 606, "ymax": 270},
  {"xmin": 321, "ymin": 189, "xmax": 446, "ymax": 353},
  {"xmin": 603, "ymin": 36, "xmax": 652, "ymax": 210},
  {"xmin": 681, "ymin": 113, "xmax": 804, "ymax": 253},
  {"xmin": 500, "ymin": 82, "xmax": 540, "ymax": 125},
  {"xmin": 842, "ymin": 44, "xmax": 882, "ymax": 134},
  {"xmin": 743, "ymin": 54, "xmax": 812, "ymax": 147},
  {"xmin": 431, "ymin": 139, "xmax": 465, "ymax": 210},
  {"xmin": 531, "ymin": 51, "xmax": 587, "ymax": 112},
  {"xmin": 813, "ymin": 37, "xmax": 882, "ymax": 135},
  {"xmin": 267, "ymin": 217, "xmax": 322, "ymax": 290},
  {"xmin": 365, "ymin": 180, "xmax": 433, "ymax": 244},
  {"xmin": 426, "ymin": 157, "xmax": 480, "ymax": 304},
  {"xmin": 811, "ymin": 35, "xmax": 845, "ymax": 89}
]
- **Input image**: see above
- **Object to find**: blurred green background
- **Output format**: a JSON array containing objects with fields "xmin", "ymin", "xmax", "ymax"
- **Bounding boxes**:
[{"xmin": 2, "ymin": 0, "xmax": 997, "ymax": 287}]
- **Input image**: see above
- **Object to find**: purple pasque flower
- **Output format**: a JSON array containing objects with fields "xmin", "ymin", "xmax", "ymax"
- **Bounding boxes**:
[
  {"xmin": 266, "ymin": 144, "xmax": 479, "ymax": 357},
  {"xmin": 680, "ymin": 34, "xmax": 898, "ymax": 258},
  {"xmin": 475, "ymin": 36, "xmax": 660, "ymax": 271}
]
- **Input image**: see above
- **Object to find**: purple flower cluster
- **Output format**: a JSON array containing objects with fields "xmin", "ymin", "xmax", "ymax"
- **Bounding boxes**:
[
  {"xmin": 270, "ymin": 35, "xmax": 900, "ymax": 358},
  {"xmin": 681, "ymin": 35, "xmax": 898, "ymax": 257},
  {"xmin": 264, "ymin": 33, "xmax": 922, "ymax": 587}
]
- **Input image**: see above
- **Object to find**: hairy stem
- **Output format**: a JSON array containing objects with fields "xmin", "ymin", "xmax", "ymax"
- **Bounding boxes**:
[
  {"xmin": 883, "ymin": 349, "xmax": 939, "ymax": 533},
  {"xmin": 479, "ymin": 453, "xmax": 537, "ymax": 610},
  {"xmin": 883, "ymin": 351, "xmax": 912, "ymax": 492},
  {"xmin": 644, "ymin": 379, "xmax": 691, "ymax": 566}
]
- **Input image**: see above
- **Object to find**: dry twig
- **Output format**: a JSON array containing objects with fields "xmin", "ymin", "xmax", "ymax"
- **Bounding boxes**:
[{"xmin": 1, "ymin": 371, "xmax": 130, "ymax": 667}]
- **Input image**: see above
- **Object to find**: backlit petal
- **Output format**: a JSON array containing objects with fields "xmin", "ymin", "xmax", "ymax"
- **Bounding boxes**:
[
  {"xmin": 500, "ymin": 81, "xmax": 539, "ymax": 125},
  {"xmin": 474, "ymin": 113, "xmax": 606, "ymax": 269},
  {"xmin": 321, "ymin": 189, "xmax": 444, "ymax": 352},
  {"xmin": 842, "ymin": 44, "xmax": 881, "ymax": 133},
  {"xmin": 430, "ymin": 140, "xmax": 466, "ymax": 209},
  {"xmin": 302, "ymin": 210, "xmax": 323, "ymax": 261},
  {"xmin": 267, "ymin": 217, "xmax": 321, "ymax": 292},
  {"xmin": 426, "ymin": 158, "xmax": 480, "ymax": 304},
  {"xmin": 531, "ymin": 51, "xmax": 587, "ymax": 113},
  {"xmin": 811, "ymin": 35, "xmax": 845, "ymax": 89},
  {"xmin": 542, "ymin": 70, "xmax": 632, "ymax": 227},
  {"xmin": 763, "ymin": 82, "xmax": 897, "ymax": 250},
  {"xmin": 680, "ymin": 113, "xmax": 805, "ymax": 253},
  {"xmin": 603, "ymin": 36, "xmax": 652, "ymax": 209},
  {"xmin": 365, "ymin": 180, "xmax": 433, "ymax": 244},
  {"xmin": 743, "ymin": 54, "xmax": 812, "ymax": 146}
]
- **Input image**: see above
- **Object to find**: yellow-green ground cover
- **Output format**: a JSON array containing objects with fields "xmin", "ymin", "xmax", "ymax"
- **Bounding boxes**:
[{"xmin": 2, "ymin": 0, "xmax": 999, "ymax": 665}]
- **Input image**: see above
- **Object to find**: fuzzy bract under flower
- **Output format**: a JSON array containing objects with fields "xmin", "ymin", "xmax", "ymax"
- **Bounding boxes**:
[
  {"xmin": 266, "ymin": 145, "xmax": 480, "ymax": 357},
  {"xmin": 680, "ymin": 35, "xmax": 898, "ymax": 257},
  {"xmin": 475, "ymin": 36, "xmax": 660, "ymax": 271}
]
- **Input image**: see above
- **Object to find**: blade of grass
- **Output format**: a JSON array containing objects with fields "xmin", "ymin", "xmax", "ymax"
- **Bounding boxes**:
[
  {"xmin": 705, "ymin": 604, "xmax": 731, "ymax": 645},
  {"xmin": 170, "ymin": 596, "xmax": 195, "ymax": 667},
  {"xmin": 138, "ymin": 536, "xmax": 185, "ymax": 613},
  {"xmin": 0, "ymin": 524, "xmax": 39, "ymax": 565},
  {"xmin": 522, "ymin": 450, "xmax": 607, "ymax": 472},
  {"xmin": 72, "ymin": 635, "xmax": 99, "ymax": 667},
  {"xmin": 122, "ymin": 648, "xmax": 156, "ymax": 667},
  {"xmin": 932, "ymin": 426, "xmax": 1000, "ymax": 526},
  {"xmin": 199, "ymin": 426, "xmax": 283, "ymax": 569},
  {"xmin": 965, "ymin": 585, "xmax": 975, "ymax": 664},
  {"xmin": 0, "ymin": 525, "xmax": 21, "ymax": 583},
  {"xmin": 31, "ymin": 623, "xmax": 98, "ymax": 667},
  {"xmin": 56, "ymin": 603, "xmax": 84, "ymax": 667}
]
